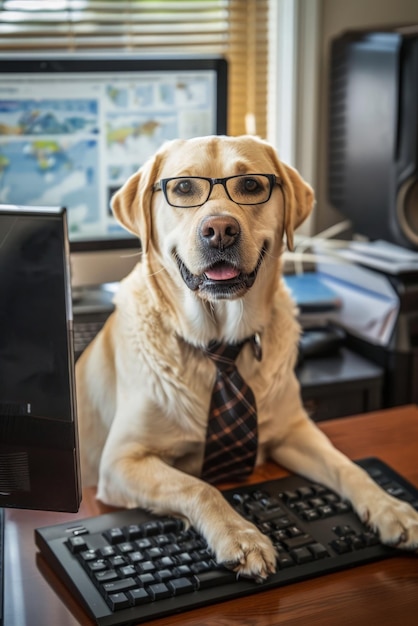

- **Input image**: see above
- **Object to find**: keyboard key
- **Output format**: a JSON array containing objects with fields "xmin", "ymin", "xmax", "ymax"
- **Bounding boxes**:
[
  {"xmin": 138, "ymin": 573, "xmax": 156, "ymax": 585},
  {"xmin": 147, "ymin": 582, "xmax": 172, "ymax": 600},
  {"xmin": 330, "ymin": 539, "xmax": 351, "ymax": 554},
  {"xmin": 334, "ymin": 501, "xmax": 352, "ymax": 514},
  {"xmin": 386, "ymin": 484, "xmax": 406, "ymax": 499},
  {"xmin": 98, "ymin": 545, "xmax": 116, "ymax": 558},
  {"xmin": 160, "ymin": 518, "xmax": 184, "ymax": 533},
  {"xmin": 191, "ymin": 560, "xmax": 213, "ymax": 574},
  {"xmin": 128, "ymin": 550, "xmax": 145, "ymax": 564},
  {"xmin": 168, "ymin": 577, "xmax": 195, "ymax": 595},
  {"xmin": 143, "ymin": 522, "xmax": 161, "ymax": 536},
  {"xmin": 302, "ymin": 509, "xmax": 319, "ymax": 522},
  {"xmin": 164, "ymin": 543, "xmax": 182, "ymax": 556},
  {"xmin": 274, "ymin": 517, "xmax": 293, "ymax": 530},
  {"xmin": 297, "ymin": 486, "xmax": 315, "ymax": 499},
  {"xmin": 194, "ymin": 568, "xmax": 237, "ymax": 589},
  {"xmin": 155, "ymin": 568, "xmax": 175, "ymax": 582},
  {"xmin": 67, "ymin": 536, "xmax": 88, "ymax": 554},
  {"xmin": 118, "ymin": 542, "xmax": 135, "ymax": 554},
  {"xmin": 333, "ymin": 525, "xmax": 356, "ymax": 537},
  {"xmin": 79, "ymin": 549, "xmax": 97, "ymax": 562},
  {"xmin": 254, "ymin": 507, "xmax": 286, "ymax": 523},
  {"xmin": 136, "ymin": 538, "xmax": 153, "ymax": 550},
  {"xmin": 317, "ymin": 505, "xmax": 335, "ymax": 518},
  {"xmin": 360, "ymin": 532, "xmax": 380, "ymax": 547},
  {"xmin": 95, "ymin": 569, "xmax": 118, "ymax": 584},
  {"xmin": 291, "ymin": 547, "xmax": 314, "ymax": 564},
  {"xmin": 158, "ymin": 555, "xmax": 176, "ymax": 569},
  {"xmin": 104, "ymin": 528, "xmax": 125, "ymax": 545},
  {"xmin": 127, "ymin": 588, "xmax": 152, "ymax": 606},
  {"xmin": 109, "ymin": 555, "xmax": 127, "ymax": 568},
  {"xmin": 106, "ymin": 592, "xmax": 130, "ymax": 611},
  {"xmin": 147, "ymin": 546, "xmax": 164, "ymax": 560},
  {"xmin": 310, "ymin": 497, "xmax": 325, "ymax": 508},
  {"xmin": 283, "ymin": 534, "xmax": 315, "ymax": 551},
  {"xmin": 279, "ymin": 490, "xmax": 299, "ymax": 503},
  {"xmin": 126, "ymin": 524, "xmax": 144, "ymax": 540},
  {"xmin": 288, "ymin": 525, "xmax": 304, "ymax": 537},
  {"xmin": 177, "ymin": 552, "xmax": 193, "ymax": 565},
  {"xmin": 87, "ymin": 560, "xmax": 108, "ymax": 574},
  {"xmin": 348, "ymin": 535, "xmax": 366, "ymax": 550},
  {"xmin": 277, "ymin": 553, "xmax": 295, "ymax": 568},
  {"xmin": 102, "ymin": 577, "xmax": 137, "ymax": 594},
  {"xmin": 139, "ymin": 560, "xmax": 156, "ymax": 574},
  {"xmin": 309, "ymin": 543, "xmax": 329, "ymax": 559},
  {"xmin": 119, "ymin": 565, "xmax": 136, "ymax": 578}
]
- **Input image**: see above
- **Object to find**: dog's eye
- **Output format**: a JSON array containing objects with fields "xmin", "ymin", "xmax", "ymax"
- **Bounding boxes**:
[
  {"xmin": 176, "ymin": 179, "xmax": 193, "ymax": 195},
  {"xmin": 230, "ymin": 176, "xmax": 267, "ymax": 201},
  {"xmin": 243, "ymin": 178, "xmax": 261, "ymax": 193}
]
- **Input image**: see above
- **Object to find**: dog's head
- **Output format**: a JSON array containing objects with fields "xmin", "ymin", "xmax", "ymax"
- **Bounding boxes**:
[{"xmin": 112, "ymin": 135, "xmax": 314, "ymax": 302}]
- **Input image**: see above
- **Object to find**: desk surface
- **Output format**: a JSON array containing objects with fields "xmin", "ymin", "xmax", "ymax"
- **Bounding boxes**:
[{"xmin": 4, "ymin": 405, "xmax": 418, "ymax": 626}]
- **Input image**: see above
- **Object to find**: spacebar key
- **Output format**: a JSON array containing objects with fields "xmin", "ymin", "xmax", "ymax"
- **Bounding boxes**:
[{"xmin": 194, "ymin": 568, "xmax": 238, "ymax": 589}]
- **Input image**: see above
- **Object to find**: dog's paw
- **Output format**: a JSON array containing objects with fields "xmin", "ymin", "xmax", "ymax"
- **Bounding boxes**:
[
  {"xmin": 211, "ymin": 522, "xmax": 276, "ymax": 582},
  {"xmin": 358, "ymin": 493, "xmax": 418, "ymax": 550}
]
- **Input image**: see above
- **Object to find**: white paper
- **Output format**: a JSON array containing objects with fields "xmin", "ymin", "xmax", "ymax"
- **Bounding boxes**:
[{"xmin": 313, "ymin": 257, "xmax": 400, "ymax": 346}]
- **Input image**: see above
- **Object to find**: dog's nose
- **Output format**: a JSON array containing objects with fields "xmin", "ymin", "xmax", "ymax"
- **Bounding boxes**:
[{"xmin": 199, "ymin": 215, "xmax": 240, "ymax": 249}]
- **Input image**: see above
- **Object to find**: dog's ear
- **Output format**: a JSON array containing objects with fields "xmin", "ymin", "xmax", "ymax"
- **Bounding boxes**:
[
  {"xmin": 263, "ymin": 141, "xmax": 314, "ymax": 251},
  {"xmin": 111, "ymin": 153, "xmax": 162, "ymax": 254},
  {"xmin": 280, "ymin": 163, "xmax": 315, "ymax": 251}
]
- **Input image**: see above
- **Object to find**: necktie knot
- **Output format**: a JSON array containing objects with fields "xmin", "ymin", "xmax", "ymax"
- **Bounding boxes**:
[{"xmin": 205, "ymin": 340, "xmax": 245, "ymax": 372}]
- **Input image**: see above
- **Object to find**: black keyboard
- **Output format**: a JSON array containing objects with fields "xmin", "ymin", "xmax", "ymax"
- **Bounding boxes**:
[
  {"xmin": 73, "ymin": 312, "xmax": 109, "ymax": 359},
  {"xmin": 35, "ymin": 458, "xmax": 418, "ymax": 626}
]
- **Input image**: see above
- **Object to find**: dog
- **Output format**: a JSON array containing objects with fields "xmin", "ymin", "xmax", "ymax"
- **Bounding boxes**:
[{"xmin": 76, "ymin": 135, "xmax": 418, "ymax": 581}]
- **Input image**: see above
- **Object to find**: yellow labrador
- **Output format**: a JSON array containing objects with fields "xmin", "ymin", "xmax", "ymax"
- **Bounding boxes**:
[{"xmin": 76, "ymin": 135, "xmax": 418, "ymax": 581}]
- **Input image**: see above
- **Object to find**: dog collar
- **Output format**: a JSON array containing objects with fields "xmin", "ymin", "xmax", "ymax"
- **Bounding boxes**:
[{"xmin": 205, "ymin": 332, "xmax": 262, "ymax": 362}]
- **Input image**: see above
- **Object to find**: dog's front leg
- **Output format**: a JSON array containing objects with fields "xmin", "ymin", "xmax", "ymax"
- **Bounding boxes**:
[
  {"xmin": 97, "ymin": 440, "xmax": 276, "ymax": 581},
  {"xmin": 270, "ymin": 414, "xmax": 418, "ymax": 550}
]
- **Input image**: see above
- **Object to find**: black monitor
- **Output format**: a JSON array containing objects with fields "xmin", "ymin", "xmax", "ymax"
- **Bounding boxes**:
[
  {"xmin": 0, "ymin": 54, "xmax": 228, "ymax": 291},
  {"xmin": 0, "ymin": 204, "xmax": 81, "ymax": 513}
]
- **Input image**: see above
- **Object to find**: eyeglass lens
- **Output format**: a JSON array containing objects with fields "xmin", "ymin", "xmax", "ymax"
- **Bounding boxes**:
[{"xmin": 165, "ymin": 175, "xmax": 272, "ymax": 207}]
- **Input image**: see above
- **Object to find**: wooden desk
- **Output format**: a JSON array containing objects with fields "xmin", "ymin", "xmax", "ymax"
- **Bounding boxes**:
[{"xmin": 4, "ymin": 405, "xmax": 418, "ymax": 626}]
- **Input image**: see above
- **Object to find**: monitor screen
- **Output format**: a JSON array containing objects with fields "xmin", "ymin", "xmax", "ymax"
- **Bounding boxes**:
[{"xmin": 0, "ymin": 55, "xmax": 228, "ymax": 289}]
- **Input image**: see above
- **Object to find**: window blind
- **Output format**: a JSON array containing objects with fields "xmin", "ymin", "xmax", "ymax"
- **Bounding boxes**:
[{"xmin": 0, "ymin": 0, "xmax": 269, "ymax": 137}]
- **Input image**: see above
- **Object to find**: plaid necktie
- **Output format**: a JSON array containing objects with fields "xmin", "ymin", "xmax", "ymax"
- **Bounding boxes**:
[{"xmin": 201, "ymin": 338, "xmax": 259, "ymax": 484}]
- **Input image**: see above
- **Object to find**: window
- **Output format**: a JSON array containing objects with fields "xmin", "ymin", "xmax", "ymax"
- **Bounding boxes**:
[{"xmin": 0, "ymin": 0, "xmax": 269, "ymax": 137}]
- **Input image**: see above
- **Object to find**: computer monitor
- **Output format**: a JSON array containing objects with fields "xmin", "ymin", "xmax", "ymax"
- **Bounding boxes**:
[
  {"xmin": 0, "ymin": 204, "xmax": 81, "ymax": 513},
  {"xmin": 0, "ymin": 54, "xmax": 228, "ymax": 292}
]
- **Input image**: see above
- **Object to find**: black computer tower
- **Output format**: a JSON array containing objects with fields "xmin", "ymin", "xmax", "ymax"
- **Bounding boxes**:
[{"xmin": 328, "ymin": 28, "xmax": 418, "ymax": 250}]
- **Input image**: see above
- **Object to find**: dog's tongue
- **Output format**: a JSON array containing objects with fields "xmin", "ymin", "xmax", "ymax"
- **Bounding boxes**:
[{"xmin": 205, "ymin": 264, "xmax": 240, "ymax": 281}]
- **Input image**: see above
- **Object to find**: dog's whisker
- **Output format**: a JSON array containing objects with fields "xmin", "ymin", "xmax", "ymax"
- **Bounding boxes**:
[{"xmin": 146, "ymin": 265, "xmax": 168, "ymax": 278}]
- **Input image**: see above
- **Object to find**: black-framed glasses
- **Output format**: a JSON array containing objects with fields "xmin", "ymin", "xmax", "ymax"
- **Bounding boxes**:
[{"xmin": 153, "ymin": 174, "xmax": 282, "ymax": 208}]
